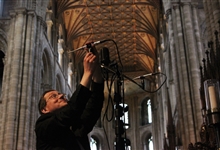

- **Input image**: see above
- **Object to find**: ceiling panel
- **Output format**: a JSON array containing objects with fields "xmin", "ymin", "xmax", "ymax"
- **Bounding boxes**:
[{"xmin": 55, "ymin": 0, "xmax": 161, "ymax": 79}]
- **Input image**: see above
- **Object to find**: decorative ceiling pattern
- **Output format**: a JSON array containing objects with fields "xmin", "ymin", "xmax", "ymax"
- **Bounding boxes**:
[{"xmin": 55, "ymin": 0, "xmax": 160, "ymax": 78}]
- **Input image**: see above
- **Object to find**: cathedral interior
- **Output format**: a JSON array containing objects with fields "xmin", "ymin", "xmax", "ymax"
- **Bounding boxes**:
[{"xmin": 0, "ymin": 0, "xmax": 220, "ymax": 150}]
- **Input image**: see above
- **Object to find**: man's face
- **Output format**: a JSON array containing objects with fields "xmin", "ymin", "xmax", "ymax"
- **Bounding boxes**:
[{"xmin": 42, "ymin": 90, "xmax": 68, "ymax": 114}]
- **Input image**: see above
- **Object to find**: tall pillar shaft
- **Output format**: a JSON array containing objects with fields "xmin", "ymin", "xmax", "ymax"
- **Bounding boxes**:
[
  {"xmin": 0, "ymin": 8, "xmax": 41, "ymax": 150},
  {"xmin": 16, "ymin": 10, "xmax": 37, "ymax": 150},
  {"xmin": 205, "ymin": 0, "xmax": 216, "ymax": 40},
  {"xmin": 181, "ymin": 2, "xmax": 201, "ymax": 143},
  {"xmin": 0, "ymin": 8, "xmax": 27, "ymax": 150},
  {"xmin": 173, "ymin": 3, "xmax": 189, "ymax": 147},
  {"xmin": 211, "ymin": 1, "xmax": 220, "ymax": 30}
]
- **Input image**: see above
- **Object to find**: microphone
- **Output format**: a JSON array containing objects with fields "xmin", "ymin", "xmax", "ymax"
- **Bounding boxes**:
[
  {"xmin": 101, "ymin": 47, "xmax": 110, "ymax": 66},
  {"xmin": 72, "ymin": 40, "xmax": 108, "ymax": 52},
  {"xmin": 133, "ymin": 73, "xmax": 153, "ymax": 80}
]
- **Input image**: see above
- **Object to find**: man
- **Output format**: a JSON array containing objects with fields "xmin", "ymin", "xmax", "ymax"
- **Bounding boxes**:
[{"xmin": 35, "ymin": 45, "xmax": 104, "ymax": 150}]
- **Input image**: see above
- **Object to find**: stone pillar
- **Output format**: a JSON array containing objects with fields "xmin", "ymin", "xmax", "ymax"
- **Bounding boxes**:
[
  {"xmin": 191, "ymin": 1, "xmax": 204, "ymax": 136},
  {"xmin": 211, "ymin": 1, "xmax": 220, "ymax": 30},
  {"xmin": 202, "ymin": 0, "xmax": 212, "ymax": 40},
  {"xmin": 192, "ymin": 3, "xmax": 205, "ymax": 62},
  {"xmin": 46, "ymin": 9, "xmax": 53, "ymax": 43},
  {"xmin": 46, "ymin": 20, "xmax": 53, "ymax": 43},
  {"xmin": 181, "ymin": 1, "xmax": 201, "ymax": 143},
  {"xmin": 166, "ymin": 4, "xmax": 185, "ymax": 150},
  {"xmin": 0, "ymin": 8, "xmax": 44, "ymax": 150},
  {"xmin": 16, "ymin": 10, "xmax": 37, "ymax": 150},
  {"xmin": 0, "ymin": 0, "xmax": 3, "ymax": 17},
  {"xmin": 30, "ymin": 15, "xmax": 46, "ymax": 150},
  {"xmin": 58, "ymin": 39, "xmax": 64, "ymax": 68},
  {"xmin": 172, "ymin": 3, "xmax": 189, "ymax": 147},
  {"xmin": 68, "ymin": 62, "xmax": 73, "ymax": 88},
  {"xmin": 206, "ymin": 0, "xmax": 216, "ymax": 40},
  {"xmin": 0, "ymin": 8, "xmax": 27, "ymax": 150}
]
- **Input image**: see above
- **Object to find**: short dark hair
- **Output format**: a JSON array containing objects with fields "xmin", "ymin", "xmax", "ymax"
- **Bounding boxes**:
[{"xmin": 38, "ymin": 90, "xmax": 55, "ymax": 115}]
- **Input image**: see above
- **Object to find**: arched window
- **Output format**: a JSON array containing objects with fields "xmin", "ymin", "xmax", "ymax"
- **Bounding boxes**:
[
  {"xmin": 120, "ymin": 103, "xmax": 129, "ymax": 129},
  {"xmin": 68, "ymin": 62, "xmax": 73, "ymax": 88},
  {"xmin": 148, "ymin": 136, "xmax": 153, "ymax": 150},
  {"xmin": 0, "ymin": 0, "xmax": 3, "ymax": 16},
  {"xmin": 141, "ymin": 98, "xmax": 152, "ymax": 125},
  {"xmin": 56, "ymin": 76, "xmax": 61, "ymax": 92},
  {"xmin": 42, "ymin": 51, "xmax": 51, "ymax": 91},
  {"xmin": 0, "ymin": 50, "xmax": 4, "ymax": 97},
  {"xmin": 144, "ymin": 135, "xmax": 153, "ymax": 150},
  {"xmin": 113, "ymin": 103, "xmax": 129, "ymax": 129},
  {"xmin": 147, "ymin": 99, "xmax": 152, "ymax": 123},
  {"xmin": 90, "ymin": 136, "xmax": 99, "ymax": 150},
  {"xmin": 125, "ymin": 138, "xmax": 131, "ymax": 150},
  {"xmin": 114, "ymin": 138, "xmax": 131, "ymax": 150}
]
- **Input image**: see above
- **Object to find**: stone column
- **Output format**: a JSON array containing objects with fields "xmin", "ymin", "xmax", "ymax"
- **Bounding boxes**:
[
  {"xmin": 166, "ymin": 4, "xmax": 185, "ymax": 150},
  {"xmin": 172, "ymin": 3, "xmax": 189, "ymax": 147},
  {"xmin": 206, "ymin": 0, "xmax": 216, "ymax": 40},
  {"xmin": 191, "ymin": 1, "xmax": 204, "ymax": 135},
  {"xmin": 29, "ymin": 15, "xmax": 46, "ymax": 150},
  {"xmin": 46, "ymin": 9, "xmax": 53, "ymax": 44},
  {"xmin": 192, "ymin": 3, "xmax": 205, "ymax": 62},
  {"xmin": 68, "ymin": 62, "xmax": 73, "ymax": 88},
  {"xmin": 202, "ymin": 0, "xmax": 212, "ymax": 40},
  {"xmin": 58, "ymin": 39, "xmax": 64, "ymax": 68},
  {"xmin": 46, "ymin": 20, "xmax": 53, "ymax": 43},
  {"xmin": 0, "ymin": 8, "xmax": 26, "ymax": 150},
  {"xmin": 211, "ymin": 1, "xmax": 220, "ymax": 30},
  {"xmin": 181, "ymin": 2, "xmax": 201, "ymax": 142},
  {"xmin": 16, "ymin": 10, "xmax": 37, "ymax": 150}
]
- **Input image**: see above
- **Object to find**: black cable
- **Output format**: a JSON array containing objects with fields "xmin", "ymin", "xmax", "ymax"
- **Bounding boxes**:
[
  {"xmin": 101, "ymin": 39, "xmax": 123, "ymax": 70},
  {"xmin": 101, "ymin": 70, "xmax": 117, "ymax": 150},
  {"xmin": 100, "ymin": 39, "xmax": 167, "ymax": 150},
  {"xmin": 142, "ymin": 72, "xmax": 167, "ymax": 93},
  {"xmin": 123, "ymin": 72, "xmax": 167, "ymax": 93}
]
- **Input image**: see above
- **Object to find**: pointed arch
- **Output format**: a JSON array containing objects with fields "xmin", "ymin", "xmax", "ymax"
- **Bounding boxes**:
[
  {"xmin": 56, "ymin": 75, "xmax": 62, "ymax": 92},
  {"xmin": 89, "ymin": 132, "xmax": 104, "ymax": 150},
  {"xmin": 140, "ymin": 97, "xmax": 152, "ymax": 125},
  {"xmin": 41, "ymin": 48, "xmax": 54, "ymax": 91},
  {"xmin": 0, "ymin": 27, "xmax": 6, "ymax": 99},
  {"xmin": 141, "ymin": 131, "xmax": 153, "ymax": 150},
  {"xmin": 55, "ymin": 72, "xmax": 65, "ymax": 93}
]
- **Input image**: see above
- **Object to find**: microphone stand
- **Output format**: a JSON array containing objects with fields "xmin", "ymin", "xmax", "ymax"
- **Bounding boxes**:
[
  {"xmin": 101, "ymin": 64, "xmax": 144, "ymax": 150},
  {"xmin": 114, "ymin": 64, "xmax": 125, "ymax": 150}
]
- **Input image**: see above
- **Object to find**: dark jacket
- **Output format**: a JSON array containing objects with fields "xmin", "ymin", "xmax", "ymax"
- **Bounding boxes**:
[{"xmin": 35, "ymin": 82, "xmax": 104, "ymax": 150}]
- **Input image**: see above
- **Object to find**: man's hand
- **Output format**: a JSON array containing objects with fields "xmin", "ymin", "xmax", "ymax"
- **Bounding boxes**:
[
  {"xmin": 83, "ymin": 52, "xmax": 97, "ymax": 76},
  {"xmin": 89, "ymin": 45, "xmax": 103, "ymax": 83},
  {"xmin": 80, "ymin": 43, "xmax": 103, "ymax": 87},
  {"xmin": 80, "ymin": 51, "xmax": 97, "ymax": 88}
]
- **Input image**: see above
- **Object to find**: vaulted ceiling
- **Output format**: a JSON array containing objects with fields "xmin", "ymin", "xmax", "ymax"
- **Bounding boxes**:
[{"xmin": 54, "ymin": 0, "xmax": 161, "ymax": 80}]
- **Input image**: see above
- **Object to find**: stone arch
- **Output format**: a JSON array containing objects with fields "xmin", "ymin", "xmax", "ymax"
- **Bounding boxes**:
[
  {"xmin": 56, "ymin": 75, "xmax": 62, "ymax": 92},
  {"xmin": 41, "ymin": 48, "xmax": 54, "ymax": 91},
  {"xmin": 0, "ymin": 26, "xmax": 7, "ymax": 99},
  {"xmin": 89, "ymin": 133, "xmax": 104, "ymax": 150},
  {"xmin": 0, "ymin": 27, "xmax": 7, "ymax": 54},
  {"xmin": 0, "ymin": 51, "xmax": 5, "ymax": 94},
  {"xmin": 55, "ymin": 72, "xmax": 65, "ymax": 93},
  {"xmin": 141, "ymin": 131, "xmax": 153, "ymax": 150},
  {"xmin": 140, "ymin": 97, "xmax": 152, "ymax": 126}
]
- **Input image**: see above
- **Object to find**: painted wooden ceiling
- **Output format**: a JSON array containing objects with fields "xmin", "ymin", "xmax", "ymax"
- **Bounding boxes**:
[{"xmin": 54, "ymin": 0, "xmax": 161, "ymax": 79}]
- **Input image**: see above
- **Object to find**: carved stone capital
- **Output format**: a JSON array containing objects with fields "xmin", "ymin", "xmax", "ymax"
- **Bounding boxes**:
[
  {"xmin": 172, "ymin": 3, "xmax": 179, "ymax": 10},
  {"xmin": 27, "ymin": 10, "xmax": 36, "ymax": 18},
  {"xmin": 14, "ymin": 7, "xmax": 27, "ymax": 15},
  {"xmin": 165, "ymin": 8, "xmax": 172, "ymax": 20}
]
